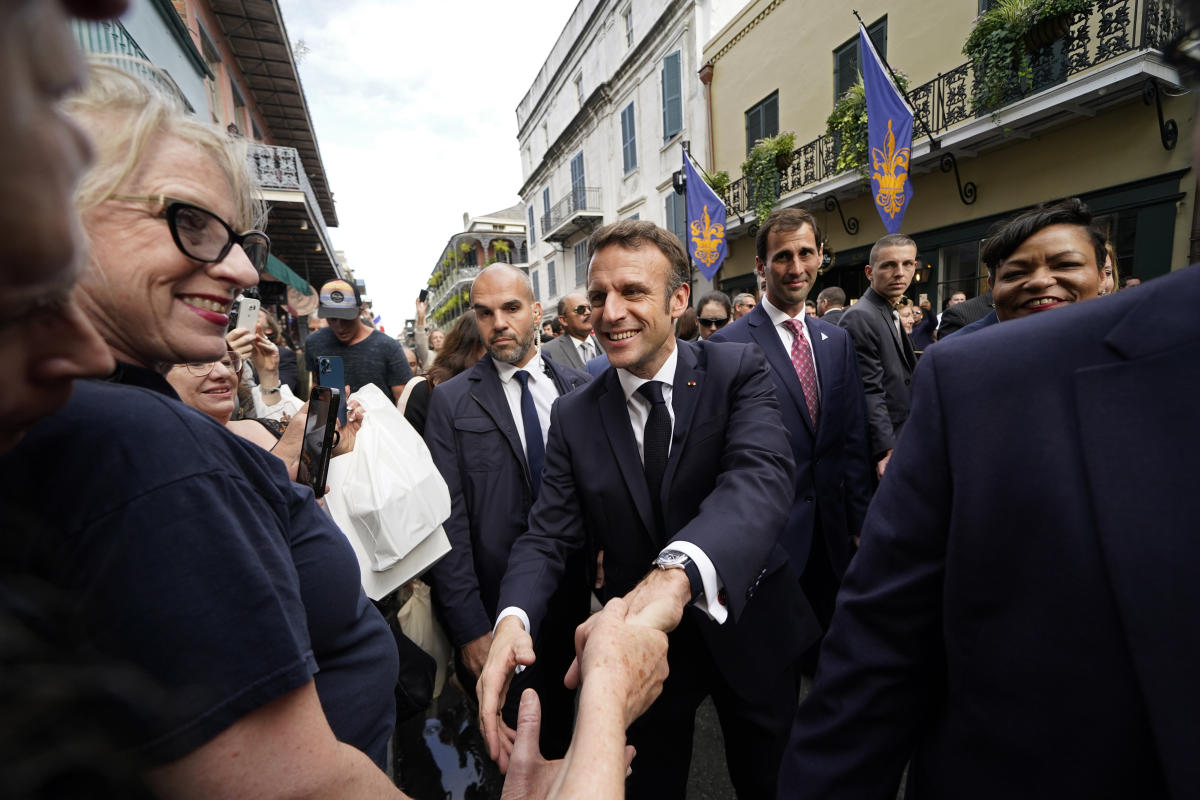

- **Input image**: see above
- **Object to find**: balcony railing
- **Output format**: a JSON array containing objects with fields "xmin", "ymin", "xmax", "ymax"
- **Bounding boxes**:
[
  {"xmin": 248, "ymin": 143, "xmax": 334, "ymax": 236},
  {"xmin": 429, "ymin": 266, "xmax": 481, "ymax": 310},
  {"xmin": 70, "ymin": 19, "xmax": 192, "ymax": 110},
  {"xmin": 541, "ymin": 187, "xmax": 603, "ymax": 242},
  {"xmin": 721, "ymin": 0, "xmax": 1183, "ymax": 218}
]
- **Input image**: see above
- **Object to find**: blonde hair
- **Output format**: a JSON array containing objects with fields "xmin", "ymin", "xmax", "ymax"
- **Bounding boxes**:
[{"xmin": 64, "ymin": 60, "xmax": 262, "ymax": 230}]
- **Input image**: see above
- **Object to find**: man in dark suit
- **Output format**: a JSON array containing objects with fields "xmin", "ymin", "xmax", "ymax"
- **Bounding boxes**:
[
  {"xmin": 711, "ymin": 209, "xmax": 873, "ymax": 635},
  {"xmin": 781, "ymin": 258, "xmax": 1200, "ymax": 796},
  {"xmin": 815, "ymin": 286, "xmax": 846, "ymax": 324},
  {"xmin": 838, "ymin": 235, "xmax": 918, "ymax": 477},
  {"xmin": 936, "ymin": 288, "xmax": 993, "ymax": 338},
  {"xmin": 479, "ymin": 220, "xmax": 819, "ymax": 798},
  {"xmin": 423, "ymin": 264, "xmax": 591, "ymax": 757},
  {"xmin": 540, "ymin": 291, "xmax": 599, "ymax": 370}
]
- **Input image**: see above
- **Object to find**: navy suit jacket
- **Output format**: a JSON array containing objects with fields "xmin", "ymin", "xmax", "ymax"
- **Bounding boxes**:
[
  {"xmin": 423, "ymin": 354, "xmax": 590, "ymax": 647},
  {"xmin": 710, "ymin": 305, "xmax": 873, "ymax": 577},
  {"xmin": 838, "ymin": 288, "xmax": 917, "ymax": 458},
  {"xmin": 499, "ymin": 339, "xmax": 819, "ymax": 684},
  {"xmin": 940, "ymin": 308, "xmax": 998, "ymax": 341},
  {"xmin": 782, "ymin": 265, "xmax": 1200, "ymax": 799}
]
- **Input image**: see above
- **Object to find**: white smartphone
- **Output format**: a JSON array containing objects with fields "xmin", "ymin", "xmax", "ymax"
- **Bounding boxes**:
[{"xmin": 231, "ymin": 295, "xmax": 260, "ymax": 331}]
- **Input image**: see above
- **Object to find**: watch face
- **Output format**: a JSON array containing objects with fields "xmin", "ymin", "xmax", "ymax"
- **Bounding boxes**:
[{"xmin": 657, "ymin": 549, "xmax": 689, "ymax": 568}]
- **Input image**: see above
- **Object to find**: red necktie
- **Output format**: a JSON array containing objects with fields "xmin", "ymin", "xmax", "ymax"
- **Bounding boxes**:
[{"xmin": 782, "ymin": 319, "xmax": 820, "ymax": 426}]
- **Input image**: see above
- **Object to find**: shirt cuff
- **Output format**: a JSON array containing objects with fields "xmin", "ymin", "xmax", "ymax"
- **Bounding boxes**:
[
  {"xmin": 495, "ymin": 607, "xmax": 530, "ymax": 674},
  {"xmin": 664, "ymin": 540, "xmax": 728, "ymax": 625}
]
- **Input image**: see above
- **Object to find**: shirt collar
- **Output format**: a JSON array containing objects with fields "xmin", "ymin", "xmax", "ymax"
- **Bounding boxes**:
[
  {"xmin": 494, "ymin": 353, "xmax": 546, "ymax": 385},
  {"xmin": 617, "ymin": 344, "xmax": 679, "ymax": 403},
  {"xmin": 110, "ymin": 361, "xmax": 179, "ymax": 399},
  {"xmin": 761, "ymin": 294, "xmax": 807, "ymax": 331}
]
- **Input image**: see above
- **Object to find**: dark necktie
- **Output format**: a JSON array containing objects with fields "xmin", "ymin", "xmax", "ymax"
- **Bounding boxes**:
[
  {"xmin": 514, "ymin": 370, "xmax": 544, "ymax": 498},
  {"xmin": 637, "ymin": 381, "xmax": 670, "ymax": 531},
  {"xmin": 782, "ymin": 319, "xmax": 820, "ymax": 426}
]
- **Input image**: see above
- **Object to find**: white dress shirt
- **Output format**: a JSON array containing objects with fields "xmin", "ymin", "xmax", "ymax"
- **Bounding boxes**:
[
  {"xmin": 760, "ymin": 294, "xmax": 821, "ymax": 396},
  {"xmin": 493, "ymin": 353, "xmax": 557, "ymax": 455}
]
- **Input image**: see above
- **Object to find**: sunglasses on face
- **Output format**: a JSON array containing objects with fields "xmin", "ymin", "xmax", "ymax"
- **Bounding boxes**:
[
  {"xmin": 698, "ymin": 316, "xmax": 729, "ymax": 328},
  {"xmin": 570, "ymin": 305, "xmax": 589, "ymax": 316},
  {"xmin": 109, "ymin": 194, "xmax": 271, "ymax": 273},
  {"xmin": 182, "ymin": 350, "xmax": 243, "ymax": 377}
]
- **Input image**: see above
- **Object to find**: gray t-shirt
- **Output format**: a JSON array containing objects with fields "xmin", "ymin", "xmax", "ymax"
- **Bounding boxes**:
[{"xmin": 304, "ymin": 327, "xmax": 412, "ymax": 402}]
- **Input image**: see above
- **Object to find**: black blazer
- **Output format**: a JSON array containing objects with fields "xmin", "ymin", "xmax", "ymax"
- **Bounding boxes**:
[
  {"xmin": 838, "ymin": 288, "xmax": 916, "ymax": 458},
  {"xmin": 422, "ymin": 355, "xmax": 589, "ymax": 647},
  {"xmin": 499, "ymin": 340, "xmax": 820, "ymax": 686},
  {"xmin": 711, "ymin": 306, "xmax": 873, "ymax": 579},
  {"xmin": 782, "ymin": 266, "xmax": 1200, "ymax": 798},
  {"xmin": 936, "ymin": 290, "xmax": 993, "ymax": 338}
]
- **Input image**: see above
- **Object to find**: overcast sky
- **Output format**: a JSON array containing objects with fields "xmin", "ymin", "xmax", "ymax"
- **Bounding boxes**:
[{"xmin": 277, "ymin": 0, "xmax": 576, "ymax": 330}]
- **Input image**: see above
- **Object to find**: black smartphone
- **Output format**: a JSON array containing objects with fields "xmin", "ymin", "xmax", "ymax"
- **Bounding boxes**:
[
  {"xmin": 298, "ymin": 385, "xmax": 340, "ymax": 498},
  {"xmin": 315, "ymin": 355, "xmax": 348, "ymax": 426},
  {"xmin": 418, "ymin": 288, "xmax": 429, "ymax": 302}
]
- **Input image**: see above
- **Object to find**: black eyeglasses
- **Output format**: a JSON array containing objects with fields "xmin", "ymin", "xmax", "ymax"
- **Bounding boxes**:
[
  {"xmin": 182, "ymin": 350, "xmax": 242, "ymax": 377},
  {"xmin": 109, "ymin": 194, "xmax": 270, "ymax": 273},
  {"xmin": 570, "ymin": 305, "xmax": 589, "ymax": 316},
  {"xmin": 698, "ymin": 316, "xmax": 729, "ymax": 328},
  {"xmin": 1165, "ymin": 24, "xmax": 1200, "ymax": 89}
]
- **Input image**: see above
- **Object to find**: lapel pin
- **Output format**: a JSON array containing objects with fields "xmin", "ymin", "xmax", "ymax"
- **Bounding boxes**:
[
  {"xmin": 687, "ymin": 381, "xmax": 696, "ymax": 387},
  {"xmin": 820, "ymin": 332, "xmax": 829, "ymax": 341}
]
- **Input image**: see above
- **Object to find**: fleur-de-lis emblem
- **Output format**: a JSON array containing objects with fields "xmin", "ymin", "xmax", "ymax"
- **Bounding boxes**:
[
  {"xmin": 871, "ymin": 119, "xmax": 911, "ymax": 219},
  {"xmin": 690, "ymin": 204, "xmax": 725, "ymax": 269}
]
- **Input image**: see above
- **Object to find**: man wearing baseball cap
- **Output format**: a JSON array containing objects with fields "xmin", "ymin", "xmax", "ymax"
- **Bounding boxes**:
[{"xmin": 304, "ymin": 278, "xmax": 412, "ymax": 401}]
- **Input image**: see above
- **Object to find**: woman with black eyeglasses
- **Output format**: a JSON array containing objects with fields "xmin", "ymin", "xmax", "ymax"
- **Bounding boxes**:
[
  {"xmin": 694, "ymin": 290, "xmax": 733, "ymax": 340},
  {"xmin": 0, "ymin": 64, "xmax": 407, "ymax": 797}
]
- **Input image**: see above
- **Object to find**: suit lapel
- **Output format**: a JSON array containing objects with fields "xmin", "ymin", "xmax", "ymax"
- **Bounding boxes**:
[
  {"xmin": 468, "ymin": 357, "xmax": 530, "ymax": 479},
  {"xmin": 545, "ymin": 358, "xmax": 584, "ymax": 396},
  {"xmin": 597, "ymin": 369, "xmax": 657, "ymax": 538},
  {"xmin": 663, "ymin": 341, "xmax": 703, "ymax": 492},
  {"xmin": 749, "ymin": 306, "xmax": 815, "ymax": 434},
  {"xmin": 870, "ymin": 289, "xmax": 916, "ymax": 370}
]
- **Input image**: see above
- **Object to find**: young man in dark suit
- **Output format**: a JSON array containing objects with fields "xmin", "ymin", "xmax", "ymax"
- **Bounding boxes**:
[
  {"xmin": 478, "ymin": 220, "xmax": 819, "ymax": 799},
  {"xmin": 838, "ymin": 235, "xmax": 919, "ymax": 477},
  {"xmin": 711, "ymin": 209, "xmax": 874, "ymax": 637},
  {"xmin": 423, "ymin": 264, "xmax": 591, "ymax": 757}
]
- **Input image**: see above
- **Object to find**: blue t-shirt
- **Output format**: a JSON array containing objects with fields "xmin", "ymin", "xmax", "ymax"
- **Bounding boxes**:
[
  {"xmin": 304, "ymin": 327, "xmax": 412, "ymax": 402},
  {"xmin": 0, "ymin": 366, "xmax": 398, "ymax": 767}
]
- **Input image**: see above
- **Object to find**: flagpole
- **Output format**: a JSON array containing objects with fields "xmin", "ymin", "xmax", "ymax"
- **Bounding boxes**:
[
  {"xmin": 681, "ymin": 142, "xmax": 695, "ymax": 276},
  {"xmin": 852, "ymin": 9, "xmax": 937, "ymax": 147}
]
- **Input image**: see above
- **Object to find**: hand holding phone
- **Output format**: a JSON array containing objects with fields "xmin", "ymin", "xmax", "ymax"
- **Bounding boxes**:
[
  {"xmin": 297, "ymin": 386, "xmax": 340, "ymax": 498},
  {"xmin": 315, "ymin": 355, "xmax": 348, "ymax": 426},
  {"xmin": 230, "ymin": 294, "xmax": 260, "ymax": 332}
]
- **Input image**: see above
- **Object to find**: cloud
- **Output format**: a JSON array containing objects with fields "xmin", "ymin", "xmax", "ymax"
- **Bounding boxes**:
[{"xmin": 278, "ymin": 0, "xmax": 574, "ymax": 328}]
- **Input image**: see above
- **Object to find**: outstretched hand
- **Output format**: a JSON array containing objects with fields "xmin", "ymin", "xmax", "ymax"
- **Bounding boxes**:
[
  {"xmin": 499, "ymin": 690, "xmax": 561, "ymax": 800},
  {"xmin": 478, "ymin": 616, "xmax": 537, "ymax": 772}
]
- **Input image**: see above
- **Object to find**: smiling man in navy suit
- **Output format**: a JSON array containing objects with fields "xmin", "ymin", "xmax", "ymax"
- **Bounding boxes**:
[
  {"xmin": 477, "ymin": 220, "xmax": 818, "ymax": 799},
  {"xmin": 711, "ymin": 208, "xmax": 873, "ymax": 642}
]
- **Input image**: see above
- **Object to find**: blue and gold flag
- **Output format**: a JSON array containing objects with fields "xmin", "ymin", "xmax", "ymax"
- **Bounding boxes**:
[
  {"xmin": 683, "ymin": 151, "xmax": 727, "ymax": 280},
  {"xmin": 860, "ymin": 24, "xmax": 914, "ymax": 234}
]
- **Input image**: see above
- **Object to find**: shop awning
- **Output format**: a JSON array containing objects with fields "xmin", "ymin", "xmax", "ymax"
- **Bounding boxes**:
[{"xmin": 265, "ymin": 253, "xmax": 313, "ymax": 295}]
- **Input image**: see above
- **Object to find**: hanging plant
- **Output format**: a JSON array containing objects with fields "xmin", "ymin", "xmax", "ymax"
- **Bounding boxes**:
[
  {"xmin": 825, "ymin": 71, "xmax": 910, "ymax": 177},
  {"xmin": 740, "ymin": 131, "xmax": 797, "ymax": 222},
  {"xmin": 963, "ymin": 0, "xmax": 1091, "ymax": 113},
  {"xmin": 701, "ymin": 167, "xmax": 731, "ymax": 197}
]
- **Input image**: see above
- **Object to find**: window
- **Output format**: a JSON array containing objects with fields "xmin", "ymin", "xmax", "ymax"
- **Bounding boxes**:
[
  {"xmin": 745, "ymin": 91, "xmax": 779, "ymax": 153},
  {"xmin": 575, "ymin": 74, "xmax": 584, "ymax": 106},
  {"xmin": 664, "ymin": 192, "xmax": 687, "ymax": 245},
  {"xmin": 527, "ymin": 205, "xmax": 536, "ymax": 245},
  {"xmin": 936, "ymin": 241, "xmax": 986, "ymax": 308},
  {"xmin": 574, "ymin": 240, "xmax": 589, "ymax": 287},
  {"xmin": 542, "ymin": 186, "xmax": 551, "ymax": 231},
  {"xmin": 833, "ymin": 18, "xmax": 887, "ymax": 102},
  {"xmin": 661, "ymin": 51, "xmax": 682, "ymax": 140},
  {"xmin": 624, "ymin": 7, "xmax": 634, "ymax": 47},
  {"xmin": 548, "ymin": 260, "xmax": 558, "ymax": 297},
  {"xmin": 198, "ymin": 23, "xmax": 223, "ymax": 123},
  {"xmin": 532, "ymin": 270, "xmax": 541, "ymax": 301},
  {"xmin": 570, "ymin": 152, "xmax": 586, "ymax": 211},
  {"xmin": 620, "ymin": 102, "xmax": 637, "ymax": 174},
  {"xmin": 231, "ymin": 81, "xmax": 248, "ymax": 135}
]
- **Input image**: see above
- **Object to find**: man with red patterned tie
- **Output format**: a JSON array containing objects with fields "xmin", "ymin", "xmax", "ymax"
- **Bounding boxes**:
[{"xmin": 712, "ymin": 208, "xmax": 874, "ymax": 645}]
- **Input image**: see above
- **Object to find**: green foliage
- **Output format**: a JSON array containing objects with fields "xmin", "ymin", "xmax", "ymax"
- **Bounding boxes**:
[
  {"xmin": 701, "ymin": 168, "xmax": 731, "ymax": 196},
  {"xmin": 740, "ymin": 131, "xmax": 797, "ymax": 222},
  {"xmin": 825, "ymin": 71, "xmax": 910, "ymax": 177},
  {"xmin": 963, "ymin": 0, "xmax": 1091, "ymax": 113}
]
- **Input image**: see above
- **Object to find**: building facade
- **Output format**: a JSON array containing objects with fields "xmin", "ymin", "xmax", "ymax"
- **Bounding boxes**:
[
  {"xmin": 701, "ymin": 0, "xmax": 1192, "ymax": 308},
  {"xmin": 72, "ymin": 0, "xmax": 343, "ymax": 295},
  {"xmin": 517, "ymin": 0, "xmax": 738, "ymax": 318},
  {"xmin": 426, "ymin": 205, "xmax": 529, "ymax": 328}
]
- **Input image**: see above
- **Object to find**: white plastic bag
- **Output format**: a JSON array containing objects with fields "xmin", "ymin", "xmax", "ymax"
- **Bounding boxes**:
[{"xmin": 333, "ymin": 384, "xmax": 451, "ymax": 571}]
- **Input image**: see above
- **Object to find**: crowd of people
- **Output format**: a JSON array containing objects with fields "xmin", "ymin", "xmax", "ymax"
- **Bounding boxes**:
[{"xmin": 4, "ymin": 0, "xmax": 1200, "ymax": 798}]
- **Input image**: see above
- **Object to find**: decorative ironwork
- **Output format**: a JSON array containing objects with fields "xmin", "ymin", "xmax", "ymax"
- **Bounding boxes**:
[
  {"xmin": 542, "ymin": 187, "xmax": 602, "ymax": 237},
  {"xmin": 940, "ymin": 152, "xmax": 978, "ymax": 205},
  {"xmin": 70, "ymin": 19, "xmax": 192, "ymax": 110},
  {"xmin": 824, "ymin": 196, "xmax": 860, "ymax": 236},
  {"xmin": 248, "ymin": 142, "xmax": 334, "ymax": 252},
  {"xmin": 719, "ymin": 0, "xmax": 1182, "ymax": 218},
  {"xmin": 1142, "ymin": 78, "xmax": 1179, "ymax": 150}
]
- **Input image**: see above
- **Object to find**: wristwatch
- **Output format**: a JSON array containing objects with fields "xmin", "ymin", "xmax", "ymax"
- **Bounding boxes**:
[{"xmin": 654, "ymin": 549, "xmax": 703, "ymax": 603}]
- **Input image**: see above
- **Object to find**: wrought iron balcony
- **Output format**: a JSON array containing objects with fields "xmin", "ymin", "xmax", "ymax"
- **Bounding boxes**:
[
  {"xmin": 429, "ymin": 266, "xmax": 481, "ymax": 310},
  {"xmin": 70, "ymin": 19, "xmax": 192, "ymax": 110},
  {"xmin": 721, "ymin": 0, "xmax": 1183, "ymax": 220},
  {"xmin": 542, "ymin": 187, "xmax": 603, "ymax": 243},
  {"xmin": 248, "ymin": 143, "xmax": 334, "ymax": 238}
]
